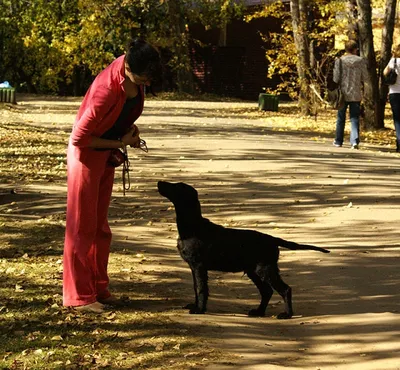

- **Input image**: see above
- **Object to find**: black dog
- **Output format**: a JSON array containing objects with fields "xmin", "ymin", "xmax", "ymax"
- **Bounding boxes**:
[{"xmin": 157, "ymin": 181, "xmax": 330, "ymax": 319}]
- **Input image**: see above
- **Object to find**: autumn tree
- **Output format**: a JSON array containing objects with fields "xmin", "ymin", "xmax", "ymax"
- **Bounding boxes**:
[
  {"xmin": 378, "ymin": 0, "xmax": 398, "ymax": 128},
  {"xmin": 164, "ymin": 0, "xmax": 194, "ymax": 93},
  {"xmin": 160, "ymin": 0, "xmax": 243, "ymax": 93},
  {"xmin": 347, "ymin": 0, "xmax": 397, "ymax": 129},
  {"xmin": 357, "ymin": 0, "xmax": 380, "ymax": 129},
  {"xmin": 0, "ymin": 0, "xmax": 77, "ymax": 93},
  {"xmin": 247, "ymin": 0, "xmax": 397, "ymax": 129},
  {"xmin": 0, "ymin": 0, "xmax": 242, "ymax": 95},
  {"xmin": 347, "ymin": 0, "xmax": 360, "ymax": 40},
  {"xmin": 247, "ymin": 0, "xmax": 346, "ymax": 114},
  {"xmin": 290, "ymin": 0, "xmax": 311, "ymax": 114}
]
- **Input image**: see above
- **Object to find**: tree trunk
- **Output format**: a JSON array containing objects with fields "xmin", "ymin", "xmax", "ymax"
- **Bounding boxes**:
[
  {"xmin": 167, "ymin": 0, "xmax": 195, "ymax": 94},
  {"xmin": 378, "ymin": 0, "xmax": 398, "ymax": 127},
  {"xmin": 357, "ymin": 0, "xmax": 381, "ymax": 129},
  {"xmin": 290, "ymin": 0, "xmax": 312, "ymax": 115},
  {"xmin": 347, "ymin": 0, "xmax": 359, "ymax": 41}
]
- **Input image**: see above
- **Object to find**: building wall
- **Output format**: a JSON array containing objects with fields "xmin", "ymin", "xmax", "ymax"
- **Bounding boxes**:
[{"xmin": 190, "ymin": 14, "xmax": 284, "ymax": 100}]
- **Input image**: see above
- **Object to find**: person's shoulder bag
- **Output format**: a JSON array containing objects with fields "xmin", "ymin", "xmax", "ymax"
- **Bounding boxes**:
[
  {"xmin": 384, "ymin": 58, "xmax": 398, "ymax": 85},
  {"xmin": 327, "ymin": 58, "xmax": 345, "ymax": 110}
]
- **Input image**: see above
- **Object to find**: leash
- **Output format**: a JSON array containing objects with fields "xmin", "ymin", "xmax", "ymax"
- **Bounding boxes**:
[
  {"xmin": 122, "ymin": 139, "xmax": 148, "ymax": 196},
  {"xmin": 122, "ymin": 145, "xmax": 130, "ymax": 196}
]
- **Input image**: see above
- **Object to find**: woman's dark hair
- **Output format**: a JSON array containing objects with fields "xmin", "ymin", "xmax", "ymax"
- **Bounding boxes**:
[{"xmin": 125, "ymin": 39, "xmax": 161, "ymax": 83}]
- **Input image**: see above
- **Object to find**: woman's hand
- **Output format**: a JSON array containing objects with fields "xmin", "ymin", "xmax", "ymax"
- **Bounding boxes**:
[{"xmin": 122, "ymin": 125, "xmax": 140, "ymax": 147}]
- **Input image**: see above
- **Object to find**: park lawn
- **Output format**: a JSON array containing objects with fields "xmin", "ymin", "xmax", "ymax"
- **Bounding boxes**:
[
  {"xmin": 0, "ymin": 95, "xmax": 398, "ymax": 369},
  {"xmin": 0, "ymin": 253, "xmax": 221, "ymax": 369},
  {"xmin": 0, "ymin": 215, "xmax": 224, "ymax": 369}
]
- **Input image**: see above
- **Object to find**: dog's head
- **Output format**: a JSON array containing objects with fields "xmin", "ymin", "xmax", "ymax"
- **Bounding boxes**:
[{"xmin": 157, "ymin": 181, "xmax": 199, "ymax": 207}]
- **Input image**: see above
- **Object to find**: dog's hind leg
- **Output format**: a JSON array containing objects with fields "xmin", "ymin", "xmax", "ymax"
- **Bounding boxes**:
[
  {"xmin": 266, "ymin": 264, "xmax": 293, "ymax": 319},
  {"xmin": 246, "ymin": 269, "xmax": 273, "ymax": 317},
  {"xmin": 186, "ymin": 265, "xmax": 208, "ymax": 314}
]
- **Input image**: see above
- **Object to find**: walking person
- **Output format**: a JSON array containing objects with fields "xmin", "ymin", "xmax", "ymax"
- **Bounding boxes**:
[
  {"xmin": 333, "ymin": 40, "xmax": 368, "ymax": 149},
  {"xmin": 383, "ymin": 44, "xmax": 400, "ymax": 152},
  {"xmin": 63, "ymin": 39, "xmax": 161, "ymax": 313}
]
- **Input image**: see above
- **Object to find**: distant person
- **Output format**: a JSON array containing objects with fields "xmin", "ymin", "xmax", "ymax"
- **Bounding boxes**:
[
  {"xmin": 333, "ymin": 40, "xmax": 367, "ymax": 149},
  {"xmin": 63, "ymin": 39, "xmax": 161, "ymax": 313},
  {"xmin": 383, "ymin": 44, "xmax": 400, "ymax": 152}
]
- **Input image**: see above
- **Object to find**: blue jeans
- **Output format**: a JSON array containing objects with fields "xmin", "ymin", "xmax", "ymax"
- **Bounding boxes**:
[
  {"xmin": 335, "ymin": 101, "xmax": 361, "ymax": 146},
  {"xmin": 389, "ymin": 93, "xmax": 400, "ymax": 149}
]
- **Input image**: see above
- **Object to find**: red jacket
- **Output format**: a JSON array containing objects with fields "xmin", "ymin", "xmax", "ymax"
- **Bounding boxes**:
[{"xmin": 70, "ymin": 55, "xmax": 144, "ymax": 147}]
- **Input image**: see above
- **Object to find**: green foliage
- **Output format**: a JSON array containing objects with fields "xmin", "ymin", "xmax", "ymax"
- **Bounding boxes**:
[
  {"xmin": 1, "ymin": 0, "xmax": 82, "ymax": 93},
  {"xmin": 188, "ymin": 0, "xmax": 243, "ymax": 30},
  {"xmin": 0, "ymin": 0, "xmax": 242, "ymax": 95}
]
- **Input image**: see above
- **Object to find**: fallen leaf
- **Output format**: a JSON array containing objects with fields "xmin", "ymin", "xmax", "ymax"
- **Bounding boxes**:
[
  {"xmin": 105, "ymin": 312, "xmax": 117, "ymax": 320},
  {"xmin": 117, "ymin": 352, "xmax": 128, "ymax": 360},
  {"xmin": 155, "ymin": 343, "xmax": 165, "ymax": 351},
  {"xmin": 51, "ymin": 335, "xmax": 63, "ymax": 341}
]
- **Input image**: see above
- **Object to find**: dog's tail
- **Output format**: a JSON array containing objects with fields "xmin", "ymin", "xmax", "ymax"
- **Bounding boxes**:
[{"xmin": 275, "ymin": 238, "xmax": 330, "ymax": 253}]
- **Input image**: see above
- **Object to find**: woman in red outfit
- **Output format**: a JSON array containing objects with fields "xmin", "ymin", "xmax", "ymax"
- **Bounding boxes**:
[{"xmin": 63, "ymin": 39, "xmax": 161, "ymax": 313}]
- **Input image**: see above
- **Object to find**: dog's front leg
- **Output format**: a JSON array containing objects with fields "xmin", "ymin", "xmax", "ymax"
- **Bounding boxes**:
[
  {"xmin": 184, "ymin": 268, "xmax": 199, "ymax": 311},
  {"xmin": 188, "ymin": 264, "xmax": 208, "ymax": 314}
]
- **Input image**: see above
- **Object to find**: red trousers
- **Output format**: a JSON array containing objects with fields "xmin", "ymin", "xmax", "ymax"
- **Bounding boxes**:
[{"xmin": 63, "ymin": 144, "xmax": 115, "ymax": 306}]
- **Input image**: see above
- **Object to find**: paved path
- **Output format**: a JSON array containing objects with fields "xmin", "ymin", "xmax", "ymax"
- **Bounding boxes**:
[
  {"xmin": 139, "ymin": 101, "xmax": 400, "ymax": 370},
  {"xmin": 3, "ymin": 97, "xmax": 399, "ymax": 369}
]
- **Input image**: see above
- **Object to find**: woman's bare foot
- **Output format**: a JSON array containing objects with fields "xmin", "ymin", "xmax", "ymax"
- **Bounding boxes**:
[{"xmin": 74, "ymin": 301, "xmax": 105, "ymax": 313}]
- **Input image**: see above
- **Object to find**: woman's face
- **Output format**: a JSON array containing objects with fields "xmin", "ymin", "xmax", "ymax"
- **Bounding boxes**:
[{"xmin": 125, "ymin": 63, "xmax": 151, "ymax": 86}]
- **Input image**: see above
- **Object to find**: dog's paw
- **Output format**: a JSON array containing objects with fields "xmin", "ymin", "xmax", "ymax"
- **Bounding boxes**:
[
  {"xmin": 248, "ymin": 309, "xmax": 265, "ymax": 317},
  {"xmin": 189, "ymin": 307, "xmax": 205, "ymax": 314},
  {"xmin": 277, "ymin": 312, "xmax": 292, "ymax": 319},
  {"xmin": 183, "ymin": 303, "xmax": 197, "ymax": 310}
]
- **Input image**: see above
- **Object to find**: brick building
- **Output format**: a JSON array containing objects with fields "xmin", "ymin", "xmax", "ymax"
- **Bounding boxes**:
[{"xmin": 189, "ymin": 0, "xmax": 290, "ymax": 100}]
